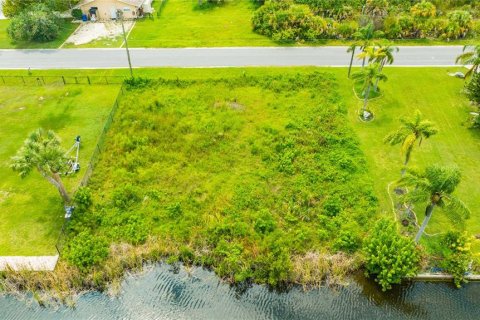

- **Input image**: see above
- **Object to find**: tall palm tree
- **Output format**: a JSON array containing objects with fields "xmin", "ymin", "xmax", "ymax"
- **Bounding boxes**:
[
  {"xmin": 353, "ymin": 22, "xmax": 375, "ymax": 68},
  {"xmin": 11, "ymin": 128, "xmax": 71, "ymax": 203},
  {"xmin": 351, "ymin": 63, "xmax": 387, "ymax": 116},
  {"xmin": 398, "ymin": 165, "xmax": 470, "ymax": 243},
  {"xmin": 356, "ymin": 45, "xmax": 378, "ymax": 67},
  {"xmin": 372, "ymin": 42, "xmax": 398, "ymax": 90},
  {"xmin": 384, "ymin": 110, "xmax": 438, "ymax": 175},
  {"xmin": 455, "ymin": 45, "xmax": 480, "ymax": 79},
  {"xmin": 347, "ymin": 42, "xmax": 359, "ymax": 78}
]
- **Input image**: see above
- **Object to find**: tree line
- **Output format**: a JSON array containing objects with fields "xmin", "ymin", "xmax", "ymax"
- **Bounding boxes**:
[
  {"xmin": 2, "ymin": 0, "xmax": 79, "ymax": 43},
  {"xmin": 252, "ymin": 0, "xmax": 479, "ymax": 42}
]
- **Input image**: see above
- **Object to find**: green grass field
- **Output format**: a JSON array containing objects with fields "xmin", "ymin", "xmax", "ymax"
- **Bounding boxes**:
[
  {"xmin": 127, "ymin": 0, "xmax": 277, "ymax": 47},
  {"xmin": 0, "ymin": 20, "xmax": 78, "ymax": 49},
  {"xmin": 0, "ymin": 84, "xmax": 120, "ymax": 255},
  {"xmin": 1, "ymin": 67, "xmax": 478, "ymax": 259}
]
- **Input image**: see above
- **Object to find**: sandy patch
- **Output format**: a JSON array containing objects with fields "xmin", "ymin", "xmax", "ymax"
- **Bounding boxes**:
[{"xmin": 64, "ymin": 21, "xmax": 133, "ymax": 46}]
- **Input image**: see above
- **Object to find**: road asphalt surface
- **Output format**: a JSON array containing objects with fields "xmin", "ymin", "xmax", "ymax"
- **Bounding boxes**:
[{"xmin": 0, "ymin": 46, "xmax": 465, "ymax": 69}]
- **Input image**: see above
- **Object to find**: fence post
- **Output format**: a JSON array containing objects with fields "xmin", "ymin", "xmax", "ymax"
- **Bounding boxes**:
[
  {"xmin": 87, "ymin": 76, "xmax": 91, "ymax": 85},
  {"xmin": 22, "ymin": 76, "xmax": 25, "ymax": 85},
  {"xmin": 105, "ymin": 76, "xmax": 108, "ymax": 85},
  {"xmin": 41, "ymin": 76, "xmax": 45, "ymax": 85},
  {"xmin": 62, "ymin": 76, "xmax": 66, "ymax": 85},
  {"xmin": 75, "ymin": 77, "xmax": 78, "ymax": 84}
]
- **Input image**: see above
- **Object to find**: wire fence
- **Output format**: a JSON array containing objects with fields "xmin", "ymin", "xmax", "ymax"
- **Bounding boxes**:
[
  {"xmin": 0, "ymin": 75, "xmax": 126, "ymax": 86},
  {"xmin": 55, "ymin": 84, "xmax": 126, "ymax": 255}
]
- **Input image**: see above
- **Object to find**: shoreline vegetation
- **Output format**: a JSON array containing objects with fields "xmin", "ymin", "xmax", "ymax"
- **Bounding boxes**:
[{"xmin": 0, "ymin": 67, "xmax": 479, "ymax": 305}]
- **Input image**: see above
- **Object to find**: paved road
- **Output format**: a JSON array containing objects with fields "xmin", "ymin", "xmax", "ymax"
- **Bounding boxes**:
[{"xmin": 0, "ymin": 46, "xmax": 464, "ymax": 69}]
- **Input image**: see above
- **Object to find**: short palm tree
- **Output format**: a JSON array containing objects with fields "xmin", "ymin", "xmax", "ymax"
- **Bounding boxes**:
[
  {"xmin": 398, "ymin": 165, "xmax": 470, "ymax": 243},
  {"xmin": 384, "ymin": 110, "xmax": 438, "ymax": 174},
  {"xmin": 351, "ymin": 63, "xmax": 387, "ymax": 116},
  {"xmin": 11, "ymin": 128, "xmax": 71, "ymax": 203},
  {"xmin": 455, "ymin": 45, "xmax": 480, "ymax": 79}
]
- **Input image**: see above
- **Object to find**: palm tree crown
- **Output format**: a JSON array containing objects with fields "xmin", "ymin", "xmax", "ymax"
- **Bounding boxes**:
[
  {"xmin": 398, "ymin": 165, "xmax": 470, "ymax": 243},
  {"xmin": 11, "ymin": 128, "xmax": 71, "ymax": 203},
  {"xmin": 455, "ymin": 45, "xmax": 480, "ymax": 79},
  {"xmin": 384, "ymin": 110, "xmax": 438, "ymax": 166}
]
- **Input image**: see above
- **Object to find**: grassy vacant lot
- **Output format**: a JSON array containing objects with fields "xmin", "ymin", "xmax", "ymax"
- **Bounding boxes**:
[
  {"xmin": 67, "ymin": 73, "xmax": 377, "ymax": 285},
  {"xmin": 1, "ymin": 67, "xmax": 477, "ymax": 258},
  {"xmin": 127, "ymin": 0, "xmax": 277, "ymax": 47},
  {"xmin": 0, "ymin": 84, "xmax": 119, "ymax": 255},
  {"xmin": 0, "ymin": 20, "xmax": 78, "ymax": 49}
]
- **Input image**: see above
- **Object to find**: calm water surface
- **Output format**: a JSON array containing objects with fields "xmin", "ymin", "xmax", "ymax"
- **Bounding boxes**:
[{"xmin": 0, "ymin": 264, "xmax": 479, "ymax": 320}]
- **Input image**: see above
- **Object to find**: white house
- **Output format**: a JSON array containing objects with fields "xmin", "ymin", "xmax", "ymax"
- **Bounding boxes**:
[{"xmin": 78, "ymin": 0, "xmax": 153, "ymax": 20}]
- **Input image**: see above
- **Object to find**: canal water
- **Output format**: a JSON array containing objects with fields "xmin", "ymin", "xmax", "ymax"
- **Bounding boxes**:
[{"xmin": 0, "ymin": 264, "xmax": 478, "ymax": 320}]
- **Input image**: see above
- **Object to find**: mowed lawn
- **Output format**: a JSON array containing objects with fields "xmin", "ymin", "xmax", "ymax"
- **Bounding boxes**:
[
  {"xmin": 0, "ymin": 19, "xmax": 78, "ymax": 49},
  {"xmin": 0, "ymin": 84, "xmax": 119, "ymax": 255},
  {"xmin": 127, "ymin": 0, "xmax": 276, "ymax": 47},
  {"xmin": 336, "ymin": 68, "xmax": 480, "ymax": 250}
]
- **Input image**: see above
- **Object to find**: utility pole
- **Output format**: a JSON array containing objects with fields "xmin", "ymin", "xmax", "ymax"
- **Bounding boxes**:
[{"xmin": 117, "ymin": 10, "xmax": 134, "ymax": 78}]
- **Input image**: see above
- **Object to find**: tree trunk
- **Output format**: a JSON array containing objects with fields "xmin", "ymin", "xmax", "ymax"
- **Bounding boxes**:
[
  {"xmin": 401, "ymin": 157, "xmax": 409, "ymax": 177},
  {"xmin": 415, "ymin": 203, "xmax": 435, "ymax": 243},
  {"xmin": 44, "ymin": 172, "xmax": 71, "ymax": 204},
  {"xmin": 374, "ymin": 60, "xmax": 385, "ymax": 92},
  {"xmin": 348, "ymin": 47, "xmax": 355, "ymax": 78},
  {"xmin": 363, "ymin": 84, "xmax": 371, "ymax": 113}
]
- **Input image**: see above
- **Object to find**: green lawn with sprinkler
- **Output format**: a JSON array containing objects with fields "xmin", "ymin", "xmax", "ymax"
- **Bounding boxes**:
[{"xmin": 0, "ymin": 84, "xmax": 120, "ymax": 255}]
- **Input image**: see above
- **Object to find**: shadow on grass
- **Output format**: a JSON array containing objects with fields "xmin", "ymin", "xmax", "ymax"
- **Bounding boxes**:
[
  {"xmin": 38, "ymin": 112, "xmax": 73, "ymax": 131},
  {"xmin": 193, "ymin": 1, "xmax": 226, "ymax": 11}
]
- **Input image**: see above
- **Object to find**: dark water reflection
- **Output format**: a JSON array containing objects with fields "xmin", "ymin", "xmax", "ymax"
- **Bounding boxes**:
[{"xmin": 1, "ymin": 264, "xmax": 479, "ymax": 320}]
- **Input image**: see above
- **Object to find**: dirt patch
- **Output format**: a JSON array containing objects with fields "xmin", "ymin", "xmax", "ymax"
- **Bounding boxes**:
[
  {"xmin": 0, "ymin": 190, "xmax": 10, "ymax": 204},
  {"xmin": 214, "ymin": 100, "xmax": 246, "ymax": 111},
  {"xmin": 64, "ymin": 21, "xmax": 134, "ymax": 46}
]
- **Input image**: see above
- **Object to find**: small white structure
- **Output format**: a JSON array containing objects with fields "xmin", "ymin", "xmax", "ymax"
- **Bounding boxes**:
[
  {"xmin": 78, "ymin": 0, "xmax": 152, "ymax": 20},
  {"xmin": 0, "ymin": 0, "xmax": 6, "ymax": 20}
]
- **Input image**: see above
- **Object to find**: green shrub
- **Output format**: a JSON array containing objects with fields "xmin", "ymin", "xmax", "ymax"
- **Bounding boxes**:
[
  {"xmin": 254, "ymin": 209, "xmax": 277, "ymax": 234},
  {"xmin": 445, "ymin": 10, "xmax": 472, "ymax": 39},
  {"xmin": 440, "ymin": 231, "xmax": 472, "ymax": 287},
  {"xmin": 7, "ymin": 4, "xmax": 62, "ymax": 42},
  {"xmin": 465, "ymin": 73, "xmax": 480, "ymax": 105},
  {"xmin": 363, "ymin": 219, "xmax": 420, "ymax": 291},
  {"xmin": 252, "ymin": 0, "xmax": 328, "ymax": 42},
  {"xmin": 336, "ymin": 20, "xmax": 358, "ymax": 39},
  {"xmin": 64, "ymin": 231, "xmax": 109, "ymax": 272},
  {"xmin": 112, "ymin": 184, "xmax": 142, "ymax": 209},
  {"xmin": 322, "ymin": 196, "xmax": 342, "ymax": 217},
  {"xmin": 71, "ymin": 8, "xmax": 83, "ymax": 20},
  {"xmin": 73, "ymin": 187, "xmax": 92, "ymax": 212},
  {"xmin": 333, "ymin": 230, "xmax": 361, "ymax": 253}
]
